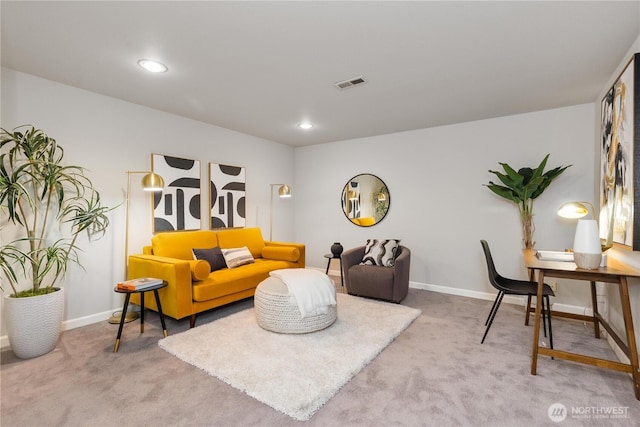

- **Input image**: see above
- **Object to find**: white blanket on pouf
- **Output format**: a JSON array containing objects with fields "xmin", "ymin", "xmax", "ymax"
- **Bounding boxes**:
[{"xmin": 269, "ymin": 269, "xmax": 337, "ymax": 318}]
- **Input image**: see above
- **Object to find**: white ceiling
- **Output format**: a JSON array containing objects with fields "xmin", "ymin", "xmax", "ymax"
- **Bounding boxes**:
[{"xmin": 2, "ymin": 1, "xmax": 639, "ymax": 147}]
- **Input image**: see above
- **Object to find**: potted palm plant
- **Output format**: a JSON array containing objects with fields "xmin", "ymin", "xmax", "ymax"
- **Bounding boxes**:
[
  {"xmin": 0, "ymin": 126, "xmax": 111, "ymax": 358},
  {"xmin": 486, "ymin": 154, "xmax": 570, "ymax": 249}
]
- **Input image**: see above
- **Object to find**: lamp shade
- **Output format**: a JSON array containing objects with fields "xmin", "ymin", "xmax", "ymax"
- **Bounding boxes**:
[
  {"xmin": 573, "ymin": 219, "xmax": 602, "ymax": 269},
  {"xmin": 557, "ymin": 202, "xmax": 592, "ymax": 219},
  {"xmin": 141, "ymin": 173, "xmax": 164, "ymax": 191},
  {"xmin": 278, "ymin": 184, "xmax": 291, "ymax": 198}
]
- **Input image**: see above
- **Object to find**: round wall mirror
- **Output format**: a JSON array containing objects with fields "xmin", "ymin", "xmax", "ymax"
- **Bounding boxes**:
[{"xmin": 341, "ymin": 173, "xmax": 390, "ymax": 226}]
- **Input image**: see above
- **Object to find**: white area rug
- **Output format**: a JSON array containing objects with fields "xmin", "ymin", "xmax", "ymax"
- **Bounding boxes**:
[{"xmin": 158, "ymin": 293, "xmax": 421, "ymax": 420}]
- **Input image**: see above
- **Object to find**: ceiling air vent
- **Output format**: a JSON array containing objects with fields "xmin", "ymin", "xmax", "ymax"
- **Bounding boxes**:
[{"xmin": 334, "ymin": 75, "xmax": 367, "ymax": 90}]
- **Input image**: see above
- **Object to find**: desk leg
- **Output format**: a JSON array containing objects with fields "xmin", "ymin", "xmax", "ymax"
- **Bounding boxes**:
[
  {"xmin": 114, "ymin": 293, "xmax": 131, "ymax": 352},
  {"xmin": 619, "ymin": 277, "xmax": 640, "ymax": 400},
  {"xmin": 531, "ymin": 270, "xmax": 545, "ymax": 375},
  {"xmin": 590, "ymin": 281, "xmax": 601, "ymax": 339},
  {"xmin": 140, "ymin": 291, "xmax": 145, "ymax": 334}
]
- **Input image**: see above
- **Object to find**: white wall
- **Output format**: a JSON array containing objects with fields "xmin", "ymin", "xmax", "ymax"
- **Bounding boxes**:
[
  {"xmin": 295, "ymin": 104, "xmax": 595, "ymax": 307},
  {"xmin": 0, "ymin": 68, "xmax": 295, "ymax": 336}
]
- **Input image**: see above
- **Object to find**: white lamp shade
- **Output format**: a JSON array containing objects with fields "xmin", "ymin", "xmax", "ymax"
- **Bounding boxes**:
[{"xmin": 573, "ymin": 220, "xmax": 601, "ymax": 254}]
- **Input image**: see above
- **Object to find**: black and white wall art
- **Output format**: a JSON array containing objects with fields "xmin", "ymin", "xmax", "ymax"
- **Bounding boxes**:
[
  {"xmin": 600, "ymin": 53, "xmax": 640, "ymax": 250},
  {"xmin": 152, "ymin": 154, "xmax": 201, "ymax": 232},
  {"xmin": 209, "ymin": 163, "xmax": 246, "ymax": 229}
]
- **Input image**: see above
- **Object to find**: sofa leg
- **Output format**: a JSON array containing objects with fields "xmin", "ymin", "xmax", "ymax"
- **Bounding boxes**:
[{"xmin": 190, "ymin": 314, "xmax": 196, "ymax": 328}]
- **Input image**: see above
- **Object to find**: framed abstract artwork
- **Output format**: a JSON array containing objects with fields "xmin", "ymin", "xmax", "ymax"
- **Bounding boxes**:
[
  {"xmin": 599, "ymin": 53, "xmax": 640, "ymax": 250},
  {"xmin": 152, "ymin": 154, "xmax": 201, "ymax": 232},
  {"xmin": 209, "ymin": 163, "xmax": 246, "ymax": 229}
]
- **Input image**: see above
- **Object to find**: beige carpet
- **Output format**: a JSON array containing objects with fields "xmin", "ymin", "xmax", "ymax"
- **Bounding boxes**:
[{"xmin": 158, "ymin": 293, "xmax": 421, "ymax": 420}]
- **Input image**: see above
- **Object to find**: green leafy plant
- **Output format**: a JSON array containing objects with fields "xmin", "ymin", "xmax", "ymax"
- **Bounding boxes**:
[
  {"xmin": 0, "ymin": 126, "xmax": 112, "ymax": 297},
  {"xmin": 486, "ymin": 154, "xmax": 571, "ymax": 249}
]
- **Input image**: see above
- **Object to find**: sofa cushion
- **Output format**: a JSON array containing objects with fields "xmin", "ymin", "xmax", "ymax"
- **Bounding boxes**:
[
  {"xmin": 188, "ymin": 259, "xmax": 211, "ymax": 281},
  {"xmin": 262, "ymin": 246, "xmax": 300, "ymax": 262},
  {"xmin": 193, "ymin": 247, "xmax": 227, "ymax": 272},
  {"xmin": 360, "ymin": 239, "xmax": 400, "ymax": 267},
  {"xmin": 216, "ymin": 227, "xmax": 265, "ymax": 258},
  {"xmin": 152, "ymin": 230, "xmax": 218, "ymax": 260},
  {"xmin": 222, "ymin": 247, "xmax": 255, "ymax": 268},
  {"xmin": 192, "ymin": 259, "xmax": 294, "ymax": 301}
]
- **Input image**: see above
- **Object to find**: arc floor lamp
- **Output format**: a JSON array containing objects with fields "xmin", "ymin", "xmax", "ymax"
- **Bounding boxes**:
[
  {"xmin": 112, "ymin": 171, "xmax": 164, "ymax": 324},
  {"xmin": 270, "ymin": 183, "xmax": 291, "ymax": 241}
]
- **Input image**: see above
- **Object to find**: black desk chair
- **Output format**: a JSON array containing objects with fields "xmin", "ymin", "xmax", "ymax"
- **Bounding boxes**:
[{"xmin": 480, "ymin": 240, "xmax": 554, "ymax": 346}]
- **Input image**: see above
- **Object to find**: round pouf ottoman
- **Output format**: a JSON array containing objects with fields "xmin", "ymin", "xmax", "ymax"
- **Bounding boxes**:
[{"xmin": 255, "ymin": 276, "xmax": 337, "ymax": 334}]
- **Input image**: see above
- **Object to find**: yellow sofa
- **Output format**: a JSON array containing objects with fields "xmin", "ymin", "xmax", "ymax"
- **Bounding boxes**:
[{"xmin": 127, "ymin": 227, "xmax": 305, "ymax": 327}]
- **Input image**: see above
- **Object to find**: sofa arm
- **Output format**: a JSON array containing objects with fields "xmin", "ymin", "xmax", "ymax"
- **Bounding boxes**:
[
  {"xmin": 128, "ymin": 254, "xmax": 194, "ymax": 320},
  {"xmin": 265, "ymin": 241, "xmax": 305, "ymax": 267}
]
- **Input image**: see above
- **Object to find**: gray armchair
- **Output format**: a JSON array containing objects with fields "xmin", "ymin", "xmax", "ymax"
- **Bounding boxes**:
[{"xmin": 341, "ymin": 245, "xmax": 411, "ymax": 303}]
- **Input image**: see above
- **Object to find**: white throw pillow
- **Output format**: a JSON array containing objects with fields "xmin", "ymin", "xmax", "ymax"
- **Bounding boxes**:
[
  {"xmin": 360, "ymin": 239, "xmax": 400, "ymax": 267},
  {"xmin": 222, "ymin": 247, "xmax": 255, "ymax": 269}
]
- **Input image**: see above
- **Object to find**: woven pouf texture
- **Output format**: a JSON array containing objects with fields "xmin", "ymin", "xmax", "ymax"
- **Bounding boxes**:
[{"xmin": 255, "ymin": 276, "xmax": 337, "ymax": 334}]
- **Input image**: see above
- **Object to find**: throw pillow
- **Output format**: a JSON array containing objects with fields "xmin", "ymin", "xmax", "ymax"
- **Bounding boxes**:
[
  {"xmin": 188, "ymin": 259, "xmax": 211, "ymax": 281},
  {"xmin": 221, "ymin": 247, "xmax": 255, "ymax": 269},
  {"xmin": 193, "ymin": 247, "xmax": 227, "ymax": 272},
  {"xmin": 262, "ymin": 246, "xmax": 300, "ymax": 262},
  {"xmin": 360, "ymin": 239, "xmax": 400, "ymax": 267}
]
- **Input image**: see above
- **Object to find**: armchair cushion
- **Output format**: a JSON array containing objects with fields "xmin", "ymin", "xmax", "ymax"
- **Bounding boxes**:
[
  {"xmin": 361, "ymin": 239, "xmax": 400, "ymax": 267},
  {"xmin": 262, "ymin": 246, "xmax": 300, "ymax": 262},
  {"xmin": 193, "ymin": 247, "xmax": 226, "ymax": 272}
]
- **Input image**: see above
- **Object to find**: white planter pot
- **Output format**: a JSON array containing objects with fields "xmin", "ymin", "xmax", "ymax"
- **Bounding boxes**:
[{"xmin": 4, "ymin": 287, "xmax": 64, "ymax": 359}]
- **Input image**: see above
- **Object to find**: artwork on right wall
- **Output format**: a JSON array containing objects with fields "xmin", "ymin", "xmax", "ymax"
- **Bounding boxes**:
[
  {"xmin": 600, "ymin": 52, "xmax": 640, "ymax": 250},
  {"xmin": 209, "ymin": 163, "xmax": 246, "ymax": 229}
]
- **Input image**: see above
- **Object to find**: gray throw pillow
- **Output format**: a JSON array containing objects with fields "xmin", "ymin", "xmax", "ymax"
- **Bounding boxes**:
[{"xmin": 193, "ymin": 247, "xmax": 227, "ymax": 271}]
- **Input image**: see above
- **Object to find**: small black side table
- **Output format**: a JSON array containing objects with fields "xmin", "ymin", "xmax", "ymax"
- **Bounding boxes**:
[
  {"xmin": 324, "ymin": 254, "xmax": 344, "ymax": 287},
  {"xmin": 113, "ymin": 282, "xmax": 168, "ymax": 352}
]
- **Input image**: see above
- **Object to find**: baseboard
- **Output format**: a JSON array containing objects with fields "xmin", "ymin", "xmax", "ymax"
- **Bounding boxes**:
[
  {"xmin": 1, "ymin": 309, "xmax": 117, "ymax": 351},
  {"xmin": 409, "ymin": 281, "xmax": 592, "ymax": 315}
]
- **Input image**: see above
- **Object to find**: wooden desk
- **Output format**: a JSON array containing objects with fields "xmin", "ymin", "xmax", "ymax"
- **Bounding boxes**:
[{"xmin": 524, "ymin": 249, "xmax": 640, "ymax": 400}]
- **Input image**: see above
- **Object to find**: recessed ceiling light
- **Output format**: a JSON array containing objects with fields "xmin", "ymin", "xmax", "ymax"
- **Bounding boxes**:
[
  {"xmin": 137, "ymin": 59, "xmax": 168, "ymax": 73},
  {"xmin": 298, "ymin": 122, "xmax": 314, "ymax": 130}
]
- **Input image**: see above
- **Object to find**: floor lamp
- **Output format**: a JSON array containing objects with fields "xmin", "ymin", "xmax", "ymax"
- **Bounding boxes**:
[
  {"xmin": 111, "ymin": 171, "xmax": 164, "ymax": 324},
  {"xmin": 269, "ymin": 184, "xmax": 291, "ymax": 241}
]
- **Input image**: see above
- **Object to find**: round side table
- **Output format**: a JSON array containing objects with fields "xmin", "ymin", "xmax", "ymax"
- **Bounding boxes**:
[
  {"xmin": 324, "ymin": 254, "xmax": 344, "ymax": 287},
  {"xmin": 113, "ymin": 281, "xmax": 168, "ymax": 352}
]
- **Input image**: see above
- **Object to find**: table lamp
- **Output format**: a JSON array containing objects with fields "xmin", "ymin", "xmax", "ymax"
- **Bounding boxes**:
[{"xmin": 557, "ymin": 201, "xmax": 602, "ymax": 269}]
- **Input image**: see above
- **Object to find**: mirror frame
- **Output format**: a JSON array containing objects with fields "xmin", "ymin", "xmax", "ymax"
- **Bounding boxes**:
[{"xmin": 341, "ymin": 173, "xmax": 390, "ymax": 227}]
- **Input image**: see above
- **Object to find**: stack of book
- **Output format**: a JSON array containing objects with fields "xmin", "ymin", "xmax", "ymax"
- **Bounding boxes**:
[{"xmin": 117, "ymin": 277, "xmax": 163, "ymax": 291}]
